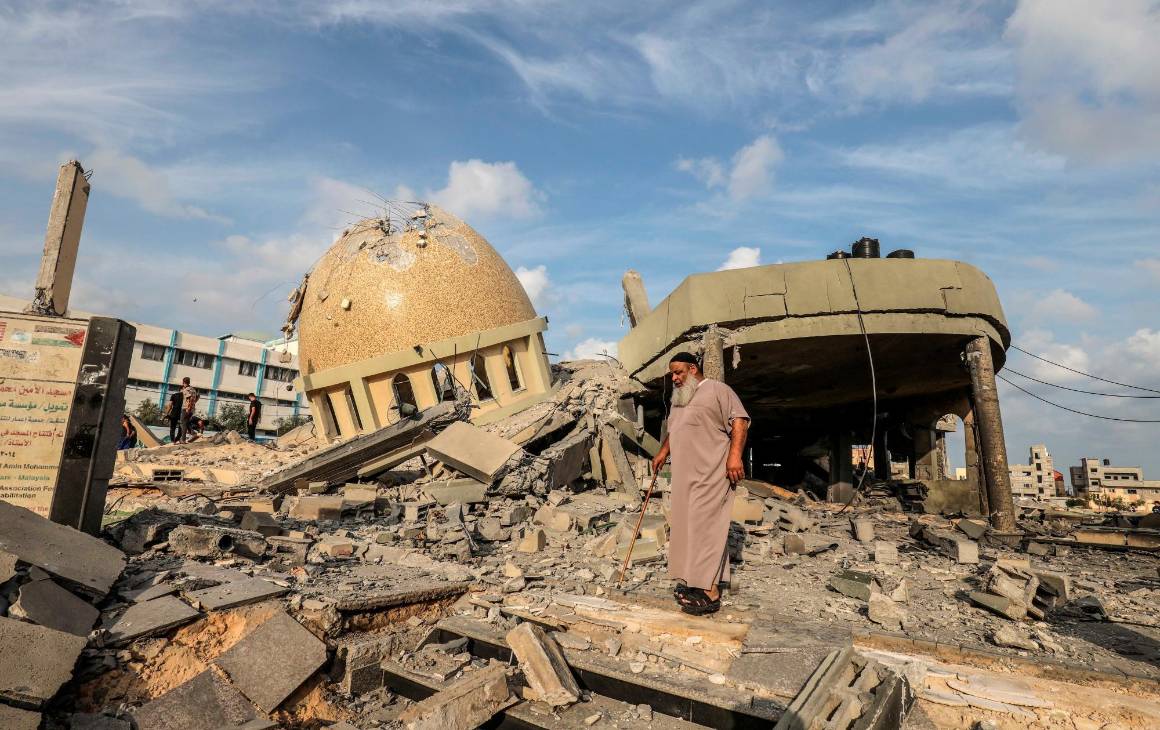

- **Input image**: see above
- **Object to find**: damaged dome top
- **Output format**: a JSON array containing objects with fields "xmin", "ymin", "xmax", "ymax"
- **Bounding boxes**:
[{"xmin": 295, "ymin": 204, "xmax": 536, "ymax": 375}]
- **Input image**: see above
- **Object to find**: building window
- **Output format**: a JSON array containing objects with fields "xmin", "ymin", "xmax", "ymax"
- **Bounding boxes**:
[
  {"xmin": 266, "ymin": 366, "xmax": 297, "ymax": 383},
  {"xmin": 173, "ymin": 349, "xmax": 213, "ymax": 369},
  {"xmin": 141, "ymin": 343, "xmax": 167, "ymax": 361},
  {"xmin": 431, "ymin": 363, "xmax": 457, "ymax": 402},
  {"xmin": 470, "ymin": 354, "xmax": 493, "ymax": 400},
  {"xmin": 503, "ymin": 345, "xmax": 523, "ymax": 392},
  {"xmin": 322, "ymin": 391, "xmax": 342, "ymax": 438},
  {"xmin": 238, "ymin": 361, "xmax": 259, "ymax": 377},
  {"xmin": 392, "ymin": 373, "xmax": 417, "ymax": 413},
  {"xmin": 1036, "ymin": 476, "xmax": 1042, "ymax": 483},
  {"xmin": 1128, "ymin": 489, "xmax": 1138, "ymax": 495}
]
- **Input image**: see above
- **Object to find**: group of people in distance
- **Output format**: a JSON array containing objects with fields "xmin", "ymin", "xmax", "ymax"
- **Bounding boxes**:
[{"xmin": 118, "ymin": 378, "xmax": 264, "ymax": 449}]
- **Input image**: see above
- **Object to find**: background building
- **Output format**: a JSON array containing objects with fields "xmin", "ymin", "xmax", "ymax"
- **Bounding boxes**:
[
  {"xmin": 1071, "ymin": 457, "xmax": 1160, "ymax": 507},
  {"xmin": 0, "ymin": 293, "xmax": 303, "ymax": 438},
  {"xmin": 1009, "ymin": 443, "xmax": 1057, "ymax": 499}
]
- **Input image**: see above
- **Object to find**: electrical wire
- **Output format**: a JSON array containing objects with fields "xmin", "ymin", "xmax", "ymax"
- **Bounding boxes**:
[
  {"xmin": 1003, "ymin": 368, "xmax": 1160, "ymax": 399},
  {"xmin": 997, "ymin": 374, "xmax": 1160, "ymax": 423},
  {"xmin": 837, "ymin": 258, "xmax": 878, "ymax": 514},
  {"xmin": 1010, "ymin": 345, "xmax": 1160, "ymax": 394}
]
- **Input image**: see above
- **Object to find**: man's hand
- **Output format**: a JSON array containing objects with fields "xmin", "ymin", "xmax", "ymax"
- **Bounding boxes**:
[
  {"xmin": 651, "ymin": 453, "xmax": 667, "ymax": 473},
  {"xmin": 726, "ymin": 453, "xmax": 745, "ymax": 484}
]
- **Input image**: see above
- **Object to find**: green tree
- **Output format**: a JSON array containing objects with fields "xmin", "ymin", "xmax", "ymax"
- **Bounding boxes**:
[
  {"xmin": 274, "ymin": 415, "xmax": 310, "ymax": 435},
  {"xmin": 133, "ymin": 398, "xmax": 165, "ymax": 426},
  {"xmin": 215, "ymin": 403, "xmax": 249, "ymax": 433}
]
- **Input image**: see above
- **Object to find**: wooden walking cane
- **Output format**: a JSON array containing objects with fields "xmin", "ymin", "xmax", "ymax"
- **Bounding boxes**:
[{"xmin": 616, "ymin": 471, "xmax": 660, "ymax": 586}]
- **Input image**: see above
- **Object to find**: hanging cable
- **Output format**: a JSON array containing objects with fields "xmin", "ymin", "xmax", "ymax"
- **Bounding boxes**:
[
  {"xmin": 1009, "ymin": 345, "xmax": 1160, "ymax": 394},
  {"xmin": 837, "ymin": 259, "xmax": 878, "ymax": 514},
  {"xmin": 997, "ymin": 374, "xmax": 1160, "ymax": 423},
  {"xmin": 1003, "ymin": 368, "xmax": 1160, "ymax": 399}
]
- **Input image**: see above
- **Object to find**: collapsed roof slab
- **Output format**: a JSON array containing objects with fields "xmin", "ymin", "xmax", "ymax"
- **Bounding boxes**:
[{"xmin": 618, "ymin": 257, "xmax": 1009, "ymax": 424}]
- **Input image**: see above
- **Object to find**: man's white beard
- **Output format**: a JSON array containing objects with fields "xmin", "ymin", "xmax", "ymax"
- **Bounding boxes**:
[{"xmin": 671, "ymin": 379, "xmax": 698, "ymax": 407}]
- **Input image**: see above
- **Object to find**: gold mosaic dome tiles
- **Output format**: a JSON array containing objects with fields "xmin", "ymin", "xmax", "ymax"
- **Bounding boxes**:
[{"xmin": 296, "ymin": 205, "xmax": 537, "ymax": 374}]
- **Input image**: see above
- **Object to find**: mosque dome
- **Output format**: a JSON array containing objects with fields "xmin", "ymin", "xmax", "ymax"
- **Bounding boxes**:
[{"xmin": 296, "ymin": 204, "xmax": 537, "ymax": 375}]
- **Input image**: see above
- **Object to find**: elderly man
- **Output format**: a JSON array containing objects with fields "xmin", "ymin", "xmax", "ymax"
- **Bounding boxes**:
[{"xmin": 652, "ymin": 351, "xmax": 749, "ymax": 615}]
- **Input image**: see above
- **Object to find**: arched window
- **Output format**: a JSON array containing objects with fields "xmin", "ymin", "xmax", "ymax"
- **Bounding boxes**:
[
  {"xmin": 391, "ymin": 373, "xmax": 417, "ymax": 413},
  {"xmin": 502, "ymin": 345, "xmax": 523, "ymax": 392},
  {"xmin": 431, "ymin": 363, "xmax": 456, "ymax": 402},
  {"xmin": 470, "ymin": 353, "xmax": 493, "ymax": 400}
]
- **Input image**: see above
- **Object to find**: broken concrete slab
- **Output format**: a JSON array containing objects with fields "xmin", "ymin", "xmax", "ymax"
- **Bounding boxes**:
[
  {"xmin": 992, "ymin": 626, "xmax": 1039, "ymax": 652},
  {"xmin": 868, "ymin": 593, "xmax": 906, "ymax": 631},
  {"xmin": 214, "ymin": 610, "xmax": 327, "ymax": 712},
  {"xmin": 851, "ymin": 518, "xmax": 875, "ymax": 543},
  {"xmin": 239, "ymin": 510, "xmax": 281, "ymax": 537},
  {"xmin": 0, "ymin": 614, "xmax": 88, "ymax": 707},
  {"xmin": 506, "ymin": 622, "xmax": 581, "ymax": 707},
  {"xmin": 828, "ymin": 570, "xmax": 876, "ymax": 601},
  {"xmin": 0, "ymin": 549, "xmax": 18, "ymax": 583},
  {"xmin": 0, "ymin": 704, "xmax": 40, "ymax": 730},
  {"xmin": 425, "ymin": 421, "xmax": 523, "ymax": 484},
  {"xmin": 598, "ymin": 425, "xmax": 636, "ymax": 493},
  {"xmin": 104, "ymin": 595, "xmax": 200, "ymax": 646},
  {"xmin": 287, "ymin": 495, "xmax": 345, "ymax": 521},
  {"xmin": 873, "ymin": 541, "xmax": 899, "ymax": 564},
  {"xmin": 784, "ymin": 534, "xmax": 838, "ymax": 556},
  {"xmin": 167, "ymin": 525, "xmax": 267, "ymax": 560},
  {"xmin": 917, "ymin": 526, "xmax": 979, "ymax": 564},
  {"xmin": 10, "ymin": 576, "xmax": 100, "ymax": 636},
  {"xmin": 69, "ymin": 713, "xmax": 131, "ymax": 730},
  {"xmin": 424, "ymin": 478, "xmax": 488, "ymax": 506},
  {"xmin": 183, "ymin": 577, "xmax": 288, "ymax": 611},
  {"xmin": 517, "ymin": 528, "xmax": 547, "ymax": 553},
  {"xmin": 956, "ymin": 518, "xmax": 988, "ymax": 540},
  {"xmin": 732, "ymin": 493, "xmax": 765, "ymax": 523},
  {"xmin": 397, "ymin": 663, "xmax": 513, "ymax": 730},
  {"xmin": 0, "ymin": 501, "xmax": 126, "ymax": 597},
  {"xmin": 131, "ymin": 669, "xmax": 261, "ymax": 730},
  {"xmin": 968, "ymin": 591, "xmax": 1027, "ymax": 621}
]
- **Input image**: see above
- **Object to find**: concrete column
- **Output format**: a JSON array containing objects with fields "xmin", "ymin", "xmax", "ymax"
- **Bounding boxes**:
[
  {"xmin": 965, "ymin": 337, "xmax": 1015, "ymax": 530},
  {"xmin": 934, "ymin": 431, "xmax": 950, "ymax": 480},
  {"xmin": 351, "ymin": 377, "xmax": 381, "ymax": 431},
  {"xmin": 621, "ymin": 270, "xmax": 651, "ymax": 327},
  {"xmin": 701, "ymin": 325, "xmax": 725, "ymax": 381},
  {"xmin": 873, "ymin": 424, "xmax": 890, "ymax": 480},
  {"xmin": 26, "ymin": 160, "xmax": 89, "ymax": 316},
  {"xmin": 913, "ymin": 427, "xmax": 938, "ymax": 481},
  {"xmin": 828, "ymin": 430, "xmax": 854, "ymax": 502}
]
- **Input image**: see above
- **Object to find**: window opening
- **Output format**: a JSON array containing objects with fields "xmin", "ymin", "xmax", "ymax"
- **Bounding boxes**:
[
  {"xmin": 343, "ymin": 385, "xmax": 364, "ymax": 431},
  {"xmin": 470, "ymin": 354, "xmax": 493, "ymax": 400},
  {"xmin": 503, "ymin": 345, "xmax": 523, "ymax": 392},
  {"xmin": 392, "ymin": 373, "xmax": 417, "ymax": 412},
  {"xmin": 431, "ymin": 363, "xmax": 456, "ymax": 402}
]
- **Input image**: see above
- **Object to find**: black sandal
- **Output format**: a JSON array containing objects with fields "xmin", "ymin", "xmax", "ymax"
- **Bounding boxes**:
[
  {"xmin": 679, "ymin": 588, "xmax": 721, "ymax": 616},
  {"xmin": 673, "ymin": 583, "xmax": 691, "ymax": 602}
]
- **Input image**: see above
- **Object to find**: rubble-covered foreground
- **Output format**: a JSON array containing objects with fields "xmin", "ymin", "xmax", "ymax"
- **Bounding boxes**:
[{"xmin": 3, "ymin": 361, "xmax": 1160, "ymax": 729}]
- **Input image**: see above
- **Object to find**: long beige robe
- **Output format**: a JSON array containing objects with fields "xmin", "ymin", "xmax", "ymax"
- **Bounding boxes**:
[{"xmin": 667, "ymin": 378, "xmax": 749, "ymax": 591}]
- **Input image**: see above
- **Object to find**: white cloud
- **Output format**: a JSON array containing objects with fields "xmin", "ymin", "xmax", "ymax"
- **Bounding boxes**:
[
  {"xmin": 1028, "ymin": 289, "xmax": 1098, "ymax": 323},
  {"xmin": 677, "ymin": 134, "xmax": 782, "ymax": 203},
  {"xmin": 514, "ymin": 264, "xmax": 550, "ymax": 308},
  {"xmin": 1006, "ymin": 0, "xmax": 1160, "ymax": 163},
  {"xmin": 87, "ymin": 148, "xmax": 228, "ymax": 222},
  {"xmin": 1137, "ymin": 258, "xmax": 1160, "ymax": 283},
  {"xmin": 1013, "ymin": 328, "xmax": 1093, "ymax": 383},
  {"xmin": 718, "ymin": 246, "xmax": 761, "ymax": 271},
  {"xmin": 563, "ymin": 337, "xmax": 618, "ymax": 361},
  {"xmin": 429, "ymin": 159, "xmax": 542, "ymax": 219}
]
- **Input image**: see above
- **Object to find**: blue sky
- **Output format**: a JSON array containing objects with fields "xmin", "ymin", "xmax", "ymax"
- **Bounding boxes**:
[{"xmin": 2, "ymin": 0, "xmax": 1159, "ymax": 476}]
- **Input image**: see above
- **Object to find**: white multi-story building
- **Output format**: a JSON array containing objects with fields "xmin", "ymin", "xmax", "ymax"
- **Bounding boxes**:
[
  {"xmin": 1009, "ymin": 443, "xmax": 1057, "ymax": 499},
  {"xmin": 1, "ymin": 293, "xmax": 303, "ymax": 438},
  {"xmin": 1071, "ymin": 457, "xmax": 1160, "ymax": 507}
]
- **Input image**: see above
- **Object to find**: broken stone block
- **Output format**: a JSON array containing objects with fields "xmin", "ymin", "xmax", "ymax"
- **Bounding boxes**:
[
  {"xmin": 183, "ymin": 577, "xmax": 288, "ymax": 611},
  {"xmin": 0, "ymin": 615, "xmax": 88, "ymax": 707},
  {"xmin": 732, "ymin": 494, "xmax": 764, "ymax": 523},
  {"xmin": 828, "ymin": 570, "xmax": 876, "ymax": 601},
  {"xmin": 104, "ymin": 595, "xmax": 200, "ymax": 646},
  {"xmin": 766, "ymin": 502, "xmax": 815, "ymax": 532},
  {"xmin": 955, "ymin": 518, "xmax": 988, "ymax": 540},
  {"xmin": 317, "ymin": 536, "xmax": 355, "ymax": 558},
  {"xmin": 403, "ymin": 501, "xmax": 435, "ymax": 523},
  {"xmin": 69, "ymin": 713, "xmax": 131, "ymax": 730},
  {"xmin": 501, "ymin": 505, "xmax": 531, "ymax": 527},
  {"xmin": 968, "ymin": 591, "xmax": 1027, "ymax": 621},
  {"xmin": 10, "ymin": 576, "xmax": 100, "ymax": 636},
  {"xmin": 784, "ymin": 534, "xmax": 838, "ymax": 556},
  {"xmin": 0, "ymin": 549, "xmax": 18, "ymax": 584},
  {"xmin": 343, "ymin": 483, "xmax": 379, "ymax": 503},
  {"xmin": 868, "ymin": 593, "xmax": 906, "ymax": 631},
  {"xmin": 397, "ymin": 663, "xmax": 512, "ymax": 730},
  {"xmin": 426, "ymin": 421, "xmax": 524, "ymax": 484},
  {"xmin": 0, "ymin": 501, "xmax": 126, "ymax": 597},
  {"xmin": 476, "ymin": 518, "xmax": 509, "ymax": 542},
  {"xmin": 1030, "ymin": 569, "xmax": 1072, "ymax": 602},
  {"xmin": 547, "ymin": 490, "xmax": 570, "ymax": 506},
  {"xmin": 919, "ymin": 527, "xmax": 978, "ymax": 564},
  {"xmin": 873, "ymin": 541, "xmax": 899, "ymax": 565},
  {"xmin": 214, "ymin": 610, "xmax": 328, "ymax": 712},
  {"xmin": 506, "ymin": 623, "xmax": 581, "ymax": 706},
  {"xmin": 288, "ymin": 495, "xmax": 344, "ymax": 521},
  {"xmin": 424, "ymin": 478, "xmax": 488, "ymax": 505},
  {"xmin": 0, "ymin": 705, "xmax": 41, "ymax": 730},
  {"xmin": 131, "ymin": 669, "xmax": 260, "ymax": 730},
  {"xmin": 266, "ymin": 535, "xmax": 312, "ymax": 567},
  {"xmin": 637, "ymin": 515, "xmax": 668, "ymax": 547},
  {"xmin": 851, "ymin": 518, "xmax": 875, "ymax": 543},
  {"xmin": 955, "ymin": 539, "xmax": 979, "ymax": 564},
  {"xmin": 517, "ymin": 528, "xmax": 547, "ymax": 554},
  {"xmin": 167, "ymin": 525, "xmax": 267, "ymax": 560},
  {"xmin": 239, "ymin": 510, "xmax": 282, "ymax": 537},
  {"xmin": 1026, "ymin": 541, "xmax": 1050, "ymax": 557},
  {"xmin": 992, "ymin": 626, "xmax": 1039, "ymax": 652},
  {"xmin": 616, "ymin": 538, "xmax": 662, "ymax": 565}
]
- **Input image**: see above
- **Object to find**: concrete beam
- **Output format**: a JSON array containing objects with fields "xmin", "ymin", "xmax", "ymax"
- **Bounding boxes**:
[{"xmin": 26, "ymin": 160, "xmax": 89, "ymax": 317}]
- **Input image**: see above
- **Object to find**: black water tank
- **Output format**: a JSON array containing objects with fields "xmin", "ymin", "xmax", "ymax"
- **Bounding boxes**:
[
  {"xmin": 886, "ymin": 249, "xmax": 915, "ymax": 259},
  {"xmin": 851, "ymin": 237, "xmax": 880, "ymax": 258},
  {"xmin": 826, "ymin": 250, "xmax": 850, "ymax": 260}
]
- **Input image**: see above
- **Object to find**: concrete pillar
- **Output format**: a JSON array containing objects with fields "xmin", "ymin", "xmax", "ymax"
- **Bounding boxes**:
[
  {"xmin": 621, "ymin": 270, "xmax": 651, "ymax": 327},
  {"xmin": 828, "ymin": 430, "xmax": 854, "ymax": 502},
  {"xmin": 701, "ymin": 325, "xmax": 725, "ymax": 381},
  {"xmin": 913, "ymin": 427, "xmax": 938, "ymax": 481},
  {"xmin": 872, "ymin": 423, "xmax": 890, "ymax": 480},
  {"xmin": 26, "ymin": 160, "xmax": 90, "ymax": 316},
  {"xmin": 965, "ymin": 337, "xmax": 1015, "ymax": 531},
  {"xmin": 934, "ymin": 431, "xmax": 950, "ymax": 480}
]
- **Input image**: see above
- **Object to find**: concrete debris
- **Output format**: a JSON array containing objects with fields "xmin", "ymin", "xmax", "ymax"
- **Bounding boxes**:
[
  {"xmin": 397, "ymin": 663, "xmax": 512, "ymax": 730},
  {"xmin": 426, "ymin": 421, "xmax": 524, "ymax": 484},
  {"xmin": 131, "ymin": 669, "xmax": 261, "ymax": 730},
  {"xmin": 992, "ymin": 626, "xmax": 1039, "ymax": 652},
  {"xmin": 0, "ymin": 615, "xmax": 88, "ymax": 707},
  {"xmin": 103, "ymin": 595, "xmax": 201, "ymax": 646},
  {"xmin": 0, "ymin": 501, "xmax": 126, "ymax": 597},
  {"xmin": 167, "ymin": 525, "xmax": 267, "ymax": 560},
  {"xmin": 182, "ymin": 577, "xmax": 288, "ymax": 611},
  {"xmin": 214, "ymin": 610, "xmax": 328, "ymax": 712},
  {"xmin": 506, "ymin": 622, "xmax": 581, "ymax": 706},
  {"xmin": 0, "ymin": 704, "xmax": 41, "ymax": 730},
  {"xmin": 10, "ymin": 576, "xmax": 100, "ymax": 636}
]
